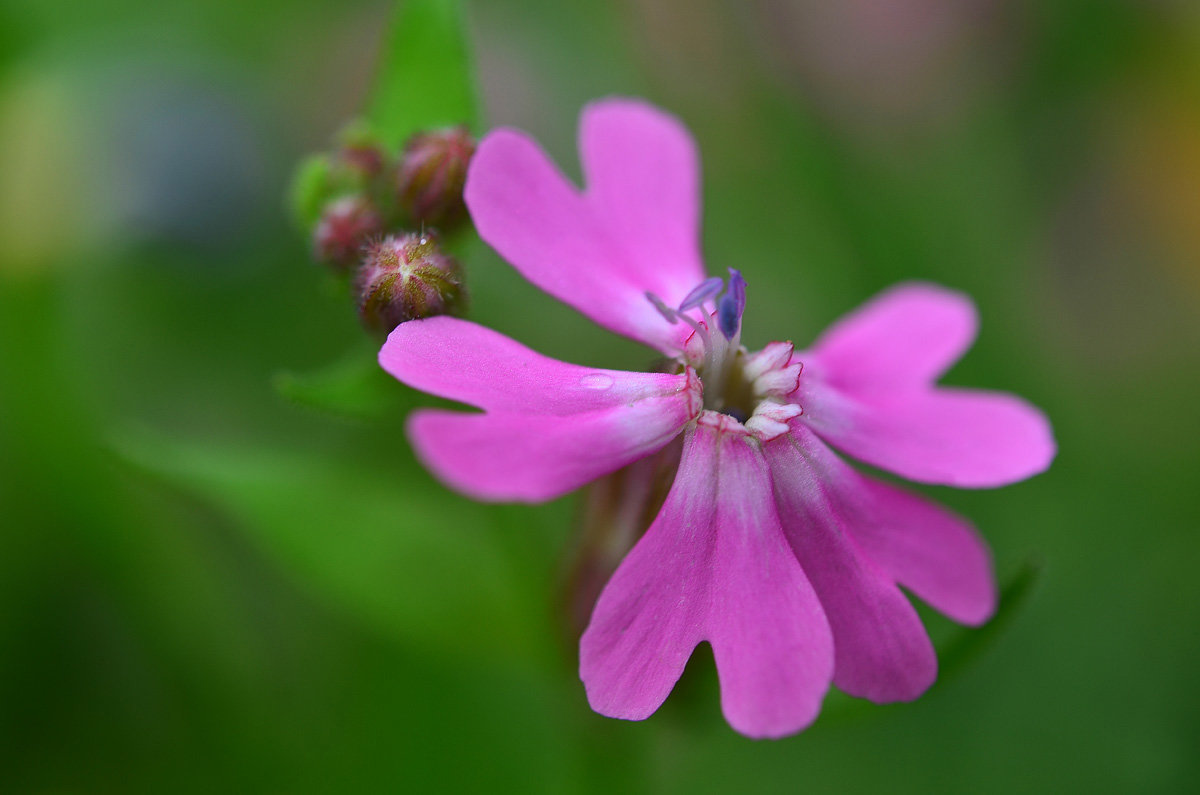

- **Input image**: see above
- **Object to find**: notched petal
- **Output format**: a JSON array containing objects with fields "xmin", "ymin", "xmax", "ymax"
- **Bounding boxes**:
[{"xmin": 581, "ymin": 423, "xmax": 834, "ymax": 739}]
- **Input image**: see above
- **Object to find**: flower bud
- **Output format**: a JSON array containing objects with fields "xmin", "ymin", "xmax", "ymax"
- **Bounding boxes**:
[
  {"xmin": 354, "ymin": 233, "xmax": 466, "ymax": 335},
  {"xmin": 311, "ymin": 195, "xmax": 384, "ymax": 273},
  {"xmin": 395, "ymin": 126, "xmax": 475, "ymax": 230},
  {"xmin": 336, "ymin": 125, "xmax": 388, "ymax": 182}
]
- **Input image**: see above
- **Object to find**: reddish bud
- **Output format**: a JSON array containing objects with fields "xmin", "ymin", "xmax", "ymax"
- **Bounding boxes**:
[
  {"xmin": 395, "ymin": 126, "xmax": 475, "ymax": 230},
  {"xmin": 335, "ymin": 123, "xmax": 388, "ymax": 182},
  {"xmin": 312, "ymin": 195, "xmax": 384, "ymax": 273},
  {"xmin": 354, "ymin": 233, "xmax": 466, "ymax": 335},
  {"xmin": 341, "ymin": 143, "xmax": 385, "ymax": 180}
]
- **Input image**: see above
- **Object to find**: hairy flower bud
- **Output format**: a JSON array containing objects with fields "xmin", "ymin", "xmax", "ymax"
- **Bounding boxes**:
[
  {"xmin": 312, "ymin": 195, "xmax": 384, "ymax": 273},
  {"xmin": 395, "ymin": 126, "xmax": 475, "ymax": 230},
  {"xmin": 354, "ymin": 233, "xmax": 466, "ymax": 335}
]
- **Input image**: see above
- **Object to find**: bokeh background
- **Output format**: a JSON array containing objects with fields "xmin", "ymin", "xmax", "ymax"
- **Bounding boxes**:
[{"xmin": 2, "ymin": 0, "xmax": 1199, "ymax": 791}]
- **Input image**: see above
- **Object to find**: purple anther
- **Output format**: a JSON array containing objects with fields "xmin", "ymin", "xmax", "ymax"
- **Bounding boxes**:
[
  {"xmin": 717, "ymin": 269, "xmax": 747, "ymax": 340},
  {"xmin": 717, "ymin": 295, "xmax": 739, "ymax": 339},
  {"xmin": 727, "ymin": 268, "xmax": 747, "ymax": 315},
  {"xmin": 677, "ymin": 277, "xmax": 725, "ymax": 312},
  {"xmin": 645, "ymin": 291, "xmax": 679, "ymax": 323}
]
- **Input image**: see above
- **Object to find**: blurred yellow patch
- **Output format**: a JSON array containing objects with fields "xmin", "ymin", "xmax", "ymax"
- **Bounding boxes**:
[
  {"xmin": 1111, "ymin": 33, "xmax": 1200, "ymax": 295},
  {"xmin": 0, "ymin": 72, "xmax": 92, "ymax": 274}
]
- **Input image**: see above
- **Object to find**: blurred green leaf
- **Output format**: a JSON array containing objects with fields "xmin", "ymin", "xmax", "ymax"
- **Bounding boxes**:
[
  {"xmin": 935, "ymin": 556, "xmax": 1043, "ymax": 684},
  {"xmin": 367, "ymin": 0, "xmax": 478, "ymax": 148},
  {"xmin": 273, "ymin": 343, "xmax": 405, "ymax": 421},
  {"xmin": 111, "ymin": 427, "xmax": 552, "ymax": 670},
  {"xmin": 287, "ymin": 153, "xmax": 334, "ymax": 231},
  {"xmin": 817, "ymin": 558, "xmax": 1042, "ymax": 723}
]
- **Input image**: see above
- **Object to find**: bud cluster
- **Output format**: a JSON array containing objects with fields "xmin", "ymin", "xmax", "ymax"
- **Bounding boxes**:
[{"xmin": 298, "ymin": 122, "xmax": 476, "ymax": 335}]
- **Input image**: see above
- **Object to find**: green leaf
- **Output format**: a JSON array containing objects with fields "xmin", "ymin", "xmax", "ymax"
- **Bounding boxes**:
[
  {"xmin": 817, "ymin": 558, "xmax": 1042, "ymax": 723},
  {"xmin": 273, "ymin": 344, "xmax": 405, "ymax": 421},
  {"xmin": 367, "ymin": 0, "xmax": 478, "ymax": 148},
  {"xmin": 287, "ymin": 153, "xmax": 334, "ymax": 231},
  {"xmin": 112, "ymin": 428, "xmax": 552, "ymax": 670},
  {"xmin": 935, "ymin": 556, "xmax": 1043, "ymax": 683}
]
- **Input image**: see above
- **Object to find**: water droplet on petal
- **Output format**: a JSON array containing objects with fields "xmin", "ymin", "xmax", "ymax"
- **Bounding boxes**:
[{"xmin": 580, "ymin": 373, "xmax": 615, "ymax": 390}]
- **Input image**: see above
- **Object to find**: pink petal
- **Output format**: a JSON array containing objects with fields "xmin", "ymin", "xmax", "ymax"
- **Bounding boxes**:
[
  {"xmin": 796, "ymin": 283, "xmax": 1055, "ymax": 487},
  {"xmin": 464, "ymin": 99, "xmax": 707, "ymax": 354},
  {"xmin": 799, "ymin": 381, "xmax": 1056, "ymax": 488},
  {"xmin": 578, "ymin": 99, "xmax": 705, "ymax": 300},
  {"xmin": 765, "ymin": 425, "xmax": 938, "ymax": 703},
  {"xmin": 775, "ymin": 422, "xmax": 996, "ymax": 626},
  {"xmin": 380, "ymin": 316, "xmax": 691, "ymax": 414},
  {"xmin": 580, "ymin": 423, "xmax": 833, "ymax": 739},
  {"xmin": 381, "ymin": 316, "xmax": 700, "ymax": 502},
  {"xmin": 846, "ymin": 478, "xmax": 997, "ymax": 627},
  {"xmin": 805, "ymin": 282, "xmax": 978, "ymax": 390},
  {"xmin": 408, "ymin": 396, "xmax": 694, "ymax": 503}
]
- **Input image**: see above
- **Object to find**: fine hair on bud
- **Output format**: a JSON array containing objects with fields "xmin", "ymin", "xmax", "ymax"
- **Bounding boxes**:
[
  {"xmin": 354, "ymin": 232, "xmax": 466, "ymax": 336},
  {"xmin": 312, "ymin": 195, "xmax": 384, "ymax": 273},
  {"xmin": 395, "ymin": 126, "xmax": 475, "ymax": 231}
]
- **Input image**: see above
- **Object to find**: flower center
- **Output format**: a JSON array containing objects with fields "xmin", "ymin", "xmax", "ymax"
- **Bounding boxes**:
[
  {"xmin": 646, "ymin": 272, "xmax": 804, "ymax": 441},
  {"xmin": 703, "ymin": 350, "xmax": 758, "ymax": 419}
]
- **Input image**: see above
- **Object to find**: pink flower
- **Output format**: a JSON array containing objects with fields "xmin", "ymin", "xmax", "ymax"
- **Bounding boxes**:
[{"xmin": 378, "ymin": 99, "xmax": 1055, "ymax": 738}]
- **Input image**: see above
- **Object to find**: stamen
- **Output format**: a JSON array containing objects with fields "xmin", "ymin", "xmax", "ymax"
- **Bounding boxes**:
[
  {"xmin": 717, "ymin": 269, "xmax": 747, "ymax": 341},
  {"xmin": 647, "ymin": 288, "xmax": 714, "ymax": 370},
  {"xmin": 677, "ymin": 277, "xmax": 724, "ymax": 312},
  {"xmin": 727, "ymin": 268, "xmax": 746, "ymax": 313},
  {"xmin": 645, "ymin": 291, "xmax": 678, "ymax": 323},
  {"xmin": 646, "ymin": 276, "xmax": 744, "ymax": 391},
  {"xmin": 717, "ymin": 296, "xmax": 739, "ymax": 340},
  {"xmin": 675, "ymin": 313, "xmax": 713, "ymax": 368}
]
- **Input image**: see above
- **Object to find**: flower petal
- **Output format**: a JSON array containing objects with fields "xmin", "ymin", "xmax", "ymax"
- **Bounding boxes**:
[
  {"xmin": 765, "ymin": 425, "xmax": 938, "ymax": 703},
  {"xmin": 464, "ymin": 99, "xmax": 706, "ymax": 354},
  {"xmin": 580, "ymin": 423, "xmax": 833, "ymax": 739},
  {"xmin": 805, "ymin": 282, "xmax": 978, "ymax": 390},
  {"xmin": 380, "ymin": 316, "xmax": 692, "ymax": 415},
  {"xmin": 381, "ymin": 316, "xmax": 700, "ymax": 502},
  {"xmin": 408, "ymin": 395, "xmax": 694, "ymax": 503},
  {"xmin": 578, "ymin": 98, "xmax": 706, "ymax": 301},
  {"xmin": 799, "ymin": 381, "xmax": 1056, "ymax": 488},
  {"xmin": 776, "ymin": 421, "xmax": 996, "ymax": 626},
  {"xmin": 845, "ymin": 478, "xmax": 996, "ymax": 627}
]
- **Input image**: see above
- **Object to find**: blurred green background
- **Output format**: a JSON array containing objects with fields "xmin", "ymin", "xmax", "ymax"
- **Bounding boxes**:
[{"xmin": 2, "ymin": 0, "xmax": 1199, "ymax": 791}]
